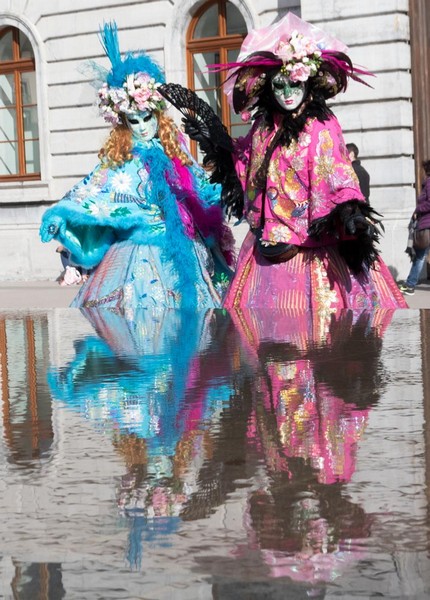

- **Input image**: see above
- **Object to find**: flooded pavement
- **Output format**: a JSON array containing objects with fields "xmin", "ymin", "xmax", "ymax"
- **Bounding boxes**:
[{"xmin": 0, "ymin": 307, "xmax": 430, "ymax": 599}]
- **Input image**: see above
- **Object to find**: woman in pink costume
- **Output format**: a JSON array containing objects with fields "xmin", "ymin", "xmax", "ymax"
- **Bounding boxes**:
[{"xmin": 161, "ymin": 13, "xmax": 407, "ymax": 310}]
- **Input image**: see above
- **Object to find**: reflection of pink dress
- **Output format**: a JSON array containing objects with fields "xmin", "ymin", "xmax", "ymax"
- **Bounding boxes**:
[
  {"xmin": 250, "ymin": 360, "xmax": 369, "ymax": 484},
  {"xmin": 224, "ymin": 114, "xmax": 407, "ymax": 309},
  {"xmin": 232, "ymin": 308, "xmax": 383, "ymax": 583},
  {"xmin": 234, "ymin": 307, "xmax": 393, "ymax": 485}
]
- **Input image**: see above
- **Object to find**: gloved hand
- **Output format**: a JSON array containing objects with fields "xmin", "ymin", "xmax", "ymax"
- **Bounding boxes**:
[
  {"xmin": 40, "ymin": 215, "xmax": 65, "ymax": 243},
  {"xmin": 182, "ymin": 117, "xmax": 214, "ymax": 154},
  {"xmin": 343, "ymin": 211, "xmax": 375, "ymax": 238}
]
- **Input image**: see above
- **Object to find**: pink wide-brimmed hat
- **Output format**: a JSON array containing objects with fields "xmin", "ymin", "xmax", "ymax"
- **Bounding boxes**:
[{"xmin": 208, "ymin": 12, "xmax": 371, "ymax": 115}]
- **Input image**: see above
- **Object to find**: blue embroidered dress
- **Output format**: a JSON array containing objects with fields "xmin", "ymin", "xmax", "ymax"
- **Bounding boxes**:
[{"xmin": 40, "ymin": 139, "xmax": 233, "ymax": 311}]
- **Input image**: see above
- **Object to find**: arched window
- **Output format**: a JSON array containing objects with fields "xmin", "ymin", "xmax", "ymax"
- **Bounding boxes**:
[
  {"xmin": 0, "ymin": 26, "xmax": 40, "ymax": 181},
  {"xmin": 187, "ymin": 0, "xmax": 248, "ymax": 159}
]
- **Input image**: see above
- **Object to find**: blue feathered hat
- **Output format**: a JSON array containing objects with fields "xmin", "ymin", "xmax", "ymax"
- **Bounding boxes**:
[{"xmin": 96, "ymin": 22, "xmax": 166, "ymax": 125}]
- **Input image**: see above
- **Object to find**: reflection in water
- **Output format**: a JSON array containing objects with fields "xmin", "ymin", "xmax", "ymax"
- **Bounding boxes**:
[
  {"xmin": 47, "ymin": 308, "xmax": 387, "ymax": 580},
  {"xmin": 0, "ymin": 307, "xmax": 428, "ymax": 598},
  {"xmin": 0, "ymin": 316, "xmax": 54, "ymax": 466},
  {"xmin": 227, "ymin": 309, "xmax": 390, "ymax": 587},
  {"xmin": 48, "ymin": 309, "xmax": 236, "ymax": 570},
  {"xmin": 11, "ymin": 562, "xmax": 65, "ymax": 600}
]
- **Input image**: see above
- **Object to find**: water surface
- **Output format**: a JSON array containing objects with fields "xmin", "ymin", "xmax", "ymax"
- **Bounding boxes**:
[{"xmin": 0, "ymin": 308, "xmax": 429, "ymax": 599}]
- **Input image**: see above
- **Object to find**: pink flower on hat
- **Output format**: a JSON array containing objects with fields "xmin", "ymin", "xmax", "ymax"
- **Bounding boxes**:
[
  {"xmin": 289, "ymin": 63, "xmax": 312, "ymax": 82},
  {"xmin": 132, "ymin": 87, "xmax": 153, "ymax": 109},
  {"xmin": 273, "ymin": 32, "xmax": 322, "ymax": 83},
  {"xmin": 96, "ymin": 71, "xmax": 165, "ymax": 124},
  {"xmin": 290, "ymin": 32, "xmax": 320, "ymax": 60},
  {"xmin": 275, "ymin": 40, "xmax": 295, "ymax": 64}
]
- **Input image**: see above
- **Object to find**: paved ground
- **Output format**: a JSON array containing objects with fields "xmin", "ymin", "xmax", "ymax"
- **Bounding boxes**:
[
  {"xmin": 0, "ymin": 279, "xmax": 429, "ymax": 310},
  {"xmin": 0, "ymin": 280, "xmax": 77, "ymax": 310}
]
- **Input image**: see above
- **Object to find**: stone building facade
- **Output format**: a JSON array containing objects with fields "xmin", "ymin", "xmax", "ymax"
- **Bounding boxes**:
[{"xmin": 0, "ymin": 0, "xmax": 426, "ymax": 281}]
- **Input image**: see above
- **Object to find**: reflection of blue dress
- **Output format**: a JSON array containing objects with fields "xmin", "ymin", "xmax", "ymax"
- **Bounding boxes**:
[
  {"xmin": 44, "ymin": 310, "xmax": 183, "ymax": 566},
  {"xmin": 47, "ymin": 308, "xmax": 234, "ymax": 568},
  {"xmin": 40, "ymin": 139, "xmax": 233, "ymax": 310},
  {"xmin": 47, "ymin": 308, "xmax": 231, "ymax": 472}
]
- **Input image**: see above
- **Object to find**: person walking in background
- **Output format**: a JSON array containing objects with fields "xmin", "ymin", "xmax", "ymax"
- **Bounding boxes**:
[
  {"xmin": 397, "ymin": 160, "xmax": 430, "ymax": 296},
  {"xmin": 346, "ymin": 143, "xmax": 370, "ymax": 203}
]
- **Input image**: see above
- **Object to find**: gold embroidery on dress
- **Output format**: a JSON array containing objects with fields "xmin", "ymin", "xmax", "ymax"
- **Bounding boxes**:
[
  {"xmin": 314, "ymin": 256, "xmax": 338, "ymax": 317},
  {"xmin": 314, "ymin": 129, "xmax": 336, "ymax": 184},
  {"xmin": 83, "ymin": 286, "xmax": 123, "ymax": 308},
  {"xmin": 248, "ymin": 125, "xmax": 270, "ymax": 187},
  {"xmin": 314, "ymin": 128, "xmax": 359, "ymax": 191},
  {"xmin": 268, "ymin": 156, "xmax": 301, "ymax": 218},
  {"xmin": 269, "ymin": 224, "xmax": 293, "ymax": 243},
  {"xmin": 233, "ymin": 257, "xmax": 253, "ymax": 308}
]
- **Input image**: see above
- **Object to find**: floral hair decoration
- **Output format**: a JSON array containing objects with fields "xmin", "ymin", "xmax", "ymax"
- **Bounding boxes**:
[
  {"xmin": 274, "ymin": 32, "xmax": 322, "ymax": 82},
  {"xmin": 95, "ymin": 22, "xmax": 166, "ymax": 125}
]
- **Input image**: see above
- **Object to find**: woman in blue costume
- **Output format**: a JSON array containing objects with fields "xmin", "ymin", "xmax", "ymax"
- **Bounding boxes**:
[{"xmin": 39, "ymin": 23, "xmax": 234, "ymax": 311}]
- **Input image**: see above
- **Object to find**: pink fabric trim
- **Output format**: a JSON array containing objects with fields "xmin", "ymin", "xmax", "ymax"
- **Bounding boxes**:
[{"xmin": 171, "ymin": 157, "xmax": 224, "ymax": 240}]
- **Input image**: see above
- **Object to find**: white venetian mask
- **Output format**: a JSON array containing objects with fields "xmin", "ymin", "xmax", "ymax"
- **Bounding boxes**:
[
  {"xmin": 271, "ymin": 73, "xmax": 306, "ymax": 112},
  {"xmin": 126, "ymin": 111, "xmax": 158, "ymax": 141}
]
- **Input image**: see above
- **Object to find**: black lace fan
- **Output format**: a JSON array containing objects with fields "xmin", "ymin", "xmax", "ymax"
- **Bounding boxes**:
[{"xmin": 158, "ymin": 83, "xmax": 233, "ymax": 152}]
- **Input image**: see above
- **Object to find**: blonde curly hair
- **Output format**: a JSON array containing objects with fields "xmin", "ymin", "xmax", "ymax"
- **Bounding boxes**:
[{"xmin": 98, "ymin": 112, "xmax": 192, "ymax": 168}]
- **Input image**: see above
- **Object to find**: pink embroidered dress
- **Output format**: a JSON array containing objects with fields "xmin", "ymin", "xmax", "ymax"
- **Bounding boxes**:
[{"xmin": 223, "ymin": 114, "xmax": 407, "ymax": 310}]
